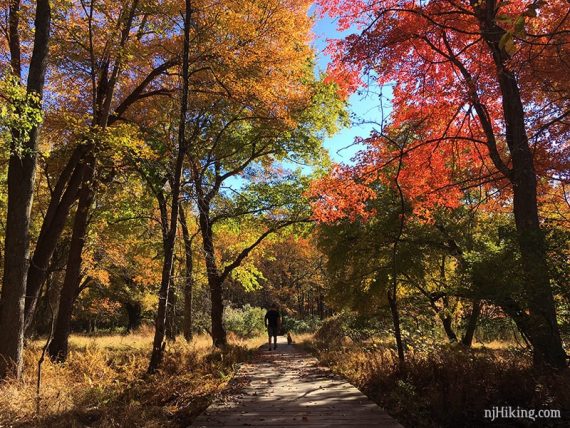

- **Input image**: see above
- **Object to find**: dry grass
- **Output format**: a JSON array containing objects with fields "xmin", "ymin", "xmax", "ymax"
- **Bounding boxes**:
[
  {"xmin": 0, "ymin": 331, "xmax": 266, "ymax": 427},
  {"xmin": 304, "ymin": 336, "xmax": 570, "ymax": 428},
  {"xmin": 289, "ymin": 332, "xmax": 314, "ymax": 345},
  {"xmin": 471, "ymin": 339, "xmax": 518, "ymax": 350}
]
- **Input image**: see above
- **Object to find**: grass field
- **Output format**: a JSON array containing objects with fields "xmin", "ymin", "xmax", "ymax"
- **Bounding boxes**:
[{"xmin": 0, "ymin": 330, "xmax": 265, "ymax": 427}]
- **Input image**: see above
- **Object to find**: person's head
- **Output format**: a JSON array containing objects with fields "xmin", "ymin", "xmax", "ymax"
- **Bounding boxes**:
[{"xmin": 270, "ymin": 303, "xmax": 277, "ymax": 309}]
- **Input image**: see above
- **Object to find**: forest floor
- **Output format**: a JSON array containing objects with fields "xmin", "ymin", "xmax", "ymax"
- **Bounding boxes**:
[
  {"xmin": 0, "ymin": 331, "xmax": 265, "ymax": 427},
  {"xmin": 192, "ymin": 335, "xmax": 402, "ymax": 427}
]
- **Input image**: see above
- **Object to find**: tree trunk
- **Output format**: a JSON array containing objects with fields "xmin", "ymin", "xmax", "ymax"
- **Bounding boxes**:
[
  {"xmin": 462, "ymin": 298, "xmax": 481, "ymax": 347},
  {"xmin": 24, "ymin": 150, "xmax": 84, "ymax": 331},
  {"xmin": 166, "ymin": 282, "xmax": 177, "ymax": 341},
  {"xmin": 387, "ymin": 293, "xmax": 405, "ymax": 369},
  {"xmin": 148, "ymin": 197, "xmax": 179, "ymax": 372},
  {"xmin": 147, "ymin": 0, "xmax": 191, "ymax": 373},
  {"xmin": 125, "ymin": 302, "xmax": 142, "ymax": 333},
  {"xmin": 197, "ymin": 206, "xmax": 227, "ymax": 347},
  {"xmin": 0, "ymin": 0, "xmax": 51, "ymax": 380},
  {"xmin": 441, "ymin": 314, "xmax": 458, "ymax": 342},
  {"xmin": 24, "ymin": 147, "xmax": 85, "ymax": 324},
  {"xmin": 182, "ymin": 283, "xmax": 193, "ymax": 341},
  {"xmin": 388, "ymin": 141, "xmax": 406, "ymax": 370},
  {"xmin": 179, "ymin": 206, "xmax": 194, "ymax": 341},
  {"xmin": 475, "ymin": 3, "xmax": 567, "ymax": 368},
  {"xmin": 48, "ymin": 156, "xmax": 95, "ymax": 362},
  {"xmin": 8, "ymin": 0, "xmax": 22, "ymax": 77},
  {"xmin": 439, "ymin": 258, "xmax": 457, "ymax": 343}
]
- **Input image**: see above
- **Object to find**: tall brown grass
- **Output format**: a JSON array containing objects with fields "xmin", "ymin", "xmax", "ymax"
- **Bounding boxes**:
[
  {"xmin": 304, "ymin": 336, "xmax": 570, "ymax": 427},
  {"xmin": 0, "ymin": 331, "xmax": 265, "ymax": 427}
]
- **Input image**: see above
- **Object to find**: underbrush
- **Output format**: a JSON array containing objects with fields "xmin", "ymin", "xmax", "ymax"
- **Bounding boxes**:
[
  {"xmin": 0, "ymin": 333, "xmax": 264, "ymax": 427},
  {"xmin": 306, "ymin": 337, "xmax": 570, "ymax": 427}
]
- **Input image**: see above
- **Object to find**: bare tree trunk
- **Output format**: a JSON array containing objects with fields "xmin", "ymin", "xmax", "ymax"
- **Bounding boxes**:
[
  {"xmin": 148, "ymin": 0, "xmax": 191, "ymax": 373},
  {"xmin": 166, "ymin": 278, "xmax": 177, "ymax": 341},
  {"xmin": 439, "ymin": 257, "xmax": 457, "ymax": 342},
  {"xmin": 0, "ymin": 0, "xmax": 51, "ymax": 379},
  {"xmin": 48, "ymin": 155, "xmax": 95, "ymax": 362},
  {"xmin": 388, "ymin": 139, "xmax": 406, "ymax": 370},
  {"xmin": 197, "ymin": 205, "xmax": 227, "ymax": 347},
  {"xmin": 387, "ymin": 293, "xmax": 405, "ymax": 367},
  {"xmin": 179, "ymin": 206, "xmax": 194, "ymax": 341},
  {"xmin": 441, "ymin": 314, "xmax": 458, "ymax": 342},
  {"xmin": 24, "ymin": 148, "xmax": 85, "ymax": 330},
  {"xmin": 462, "ymin": 298, "xmax": 481, "ymax": 347},
  {"xmin": 125, "ymin": 302, "xmax": 142, "ymax": 333}
]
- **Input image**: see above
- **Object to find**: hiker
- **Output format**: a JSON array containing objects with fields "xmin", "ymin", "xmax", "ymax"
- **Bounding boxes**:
[{"xmin": 264, "ymin": 303, "xmax": 281, "ymax": 350}]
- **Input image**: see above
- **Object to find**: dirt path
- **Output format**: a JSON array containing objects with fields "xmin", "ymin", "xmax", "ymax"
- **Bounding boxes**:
[{"xmin": 191, "ymin": 336, "xmax": 403, "ymax": 427}]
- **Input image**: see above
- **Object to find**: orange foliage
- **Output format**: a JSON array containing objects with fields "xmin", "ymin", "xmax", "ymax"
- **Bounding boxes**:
[{"xmin": 312, "ymin": 0, "xmax": 569, "ymax": 223}]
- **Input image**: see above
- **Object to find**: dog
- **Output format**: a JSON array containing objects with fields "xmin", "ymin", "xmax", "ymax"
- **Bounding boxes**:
[{"xmin": 287, "ymin": 332, "xmax": 293, "ymax": 345}]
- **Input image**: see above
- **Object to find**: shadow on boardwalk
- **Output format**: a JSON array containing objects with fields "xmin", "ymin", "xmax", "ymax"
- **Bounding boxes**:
[{"xmin": 191, "ymin": 336, "xmax": 403, "ymax": 427}]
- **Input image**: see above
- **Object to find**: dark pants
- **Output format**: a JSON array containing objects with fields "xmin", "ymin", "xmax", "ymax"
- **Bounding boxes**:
[{"xmin": 267, "ymin": 325, "xmax": 278, "ymax": 337}]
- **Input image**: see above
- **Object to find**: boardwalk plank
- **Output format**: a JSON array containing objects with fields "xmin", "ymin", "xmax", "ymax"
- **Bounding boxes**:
[{"xmin": 191, "ymin": 336, "xmax": 402, "ymax": 427}]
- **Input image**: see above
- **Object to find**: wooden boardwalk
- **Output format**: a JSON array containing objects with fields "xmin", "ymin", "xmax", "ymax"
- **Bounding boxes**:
[{"xmin": 191, "ymin": 336, "xmax": 403, "ymax": 427}]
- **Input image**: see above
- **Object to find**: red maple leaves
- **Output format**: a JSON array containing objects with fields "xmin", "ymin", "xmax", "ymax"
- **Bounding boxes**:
[{"xmin": 311, "ymin": 0, "xmax": 569, "ymax": 224}]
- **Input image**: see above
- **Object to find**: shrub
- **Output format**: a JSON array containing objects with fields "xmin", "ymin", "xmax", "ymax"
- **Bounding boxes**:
[
  {"xmin": 223, "ymin": 304, "xmax": 266, "ymax": 338},
  {"xmin": 282, "ymin": 316, "xmax": 322, "ymax": 334},
  {"xmin": 311, "ymin": 341, "xmax": 570, "ymax": 428},
  {"xmin": 315, "ymin": 312, "xmax": 381, "ymax": 349}
]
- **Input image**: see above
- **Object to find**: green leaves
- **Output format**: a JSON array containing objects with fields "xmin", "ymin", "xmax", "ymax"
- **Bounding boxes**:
[
  {"xmin": 498, "ymin": 32, "xmax": 516, "ymax": 56},
  {"xmin": 497, "ymin": 13, "xmax": 525, "ymax": 56},
  {"xmin": 495, "ymin": 0, "xmax": 544, "ymax": 57},
  {"xmin": 231, "ymin": 263, "xmax": 266, "ymax": 292},
  {"xmin": 513, "ymin": 15, "xmax": 525, "ymax": 35},
  {"xmin": 0, "ymin": 74, "xmax": 44, "ymax": 157}
]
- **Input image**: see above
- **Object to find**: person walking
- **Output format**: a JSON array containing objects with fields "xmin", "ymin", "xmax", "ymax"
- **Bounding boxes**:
[{"xmin": 264, "ymin": 303, "xmax": 281, "ymax": 351}]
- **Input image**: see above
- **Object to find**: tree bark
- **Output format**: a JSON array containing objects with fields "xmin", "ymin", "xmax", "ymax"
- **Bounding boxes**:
[
  {"xmin": 24, "ymin": 150, "xmax": 85, "ymax": 331},
  {"xmin": 441, "ymin": 314, "xmax": 458, "ymax": 342},
  {"xmin": 48, "ymin": 154, "xmax": 95, "ymax": 362},
  {"xmin": 166, "ymin": 279, "xmax": 177, "ymax": 341},
  {"xmin": 147, "ymin": 0, "xmax": 191, "ymax": 373},
  {"xmin": 197, "ymin": 203, "xmax": 227, "ymax": 347},
  {"xmin": 388, "ymin": 139, "xmax": 406, "ymax": 370},
  {"xmin": 8, "ymin": 0, "xmax": 21, "ymax": 78},
  {"xmin": 125, "ymin": 302, "xmax": 142, "ymax": 333},
  {"xmin": 462, "ymin": 298, "xmax": 481, "ymax": 347},
  {"xmin": 438, "ymin": 257, "xmax": 457, "ymax": 343},
  {"xmin": 474, "ymin": 1, "xmax": 567, "ymax": 368},
  {"xmin": 387, "ymin": 293, "xmax": 405, "ymax": 368},
  {"xmin": 0, "ymin": 0, "xmax": 51, "ymax": 380},
  {"xmin": 179, "ymin": 206, "xmax": 194, "ymax": 341}
]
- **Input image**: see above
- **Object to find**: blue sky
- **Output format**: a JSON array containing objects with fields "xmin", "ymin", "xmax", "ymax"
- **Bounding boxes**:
[
  {"xmin": 225, "ymin": 11, "xmax": 389, "ymax": 191},
  {"xmin": 311, "ymin": 13, "xmax": 389, "ymax": 165}
]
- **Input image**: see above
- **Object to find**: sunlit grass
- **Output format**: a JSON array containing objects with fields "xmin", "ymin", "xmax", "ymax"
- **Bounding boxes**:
[{"xmin": 1, "ymin": 330, "xmax": 266, "ymax": 427}]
